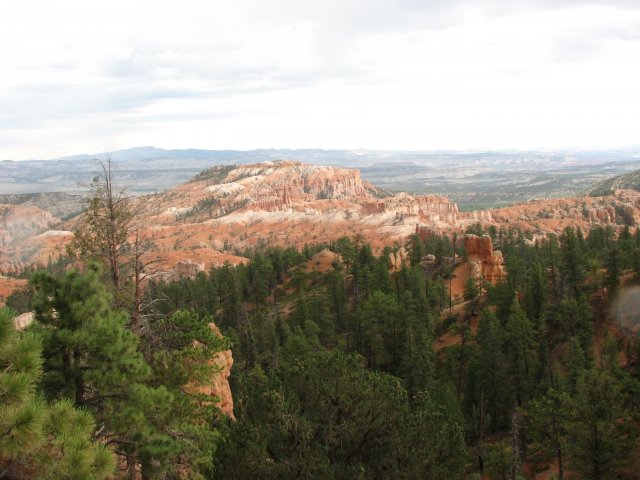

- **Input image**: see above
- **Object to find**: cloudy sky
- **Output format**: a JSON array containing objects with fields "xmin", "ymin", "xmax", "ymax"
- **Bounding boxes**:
[{"xmin": 2, "ymin": 0, "xmax": 640, "ymax": 159}]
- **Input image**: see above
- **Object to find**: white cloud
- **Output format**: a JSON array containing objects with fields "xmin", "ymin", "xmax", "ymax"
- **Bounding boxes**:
[{"xmin": 1, "ymin": 0, "xmax": 640, "ymax": 158}]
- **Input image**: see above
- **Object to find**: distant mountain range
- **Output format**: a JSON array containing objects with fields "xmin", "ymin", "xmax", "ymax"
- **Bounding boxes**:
[{"xmin": 2, "ymin": 146, "xmax": 640, "ymax": 209}]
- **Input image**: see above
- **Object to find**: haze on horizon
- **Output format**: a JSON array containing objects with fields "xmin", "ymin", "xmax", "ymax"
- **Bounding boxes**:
[{"xmin": 2, "ymin": 0, "xmax": 640, "ymax": 161}]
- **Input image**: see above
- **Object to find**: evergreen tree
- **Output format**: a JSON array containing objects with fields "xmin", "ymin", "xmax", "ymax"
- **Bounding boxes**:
[
  {"xmin": 463, "ymin": 276, "xmax": 480, "ymax": 316},
  {"xmin": 553, "ymin": 296, "xmax": 593, "ymax": 352},
  {"xmin": 563, "ymin": 336, "xmax": 587, "ymax": 393},
  {"xmin": 216, "ymin": 351, "xmax": 408, "ymax": 479},
  {"xmin": 567, "ymin": 369, "xmax": 638, "ymax": 479},
  {"xmin": 524, "ymin": 262, "xmax": 546, "ymax": 321},
  {"xmin": 560, "ymin": 227, "xmax": 586, "ymax": 297},
  {"xmin": 30, "ymin": 267, "xmax": 221, "ymax": 478},
  {"xmin": 605, "ymin": 243, "xmax": 622, "ymax": 293},
  {"xmin": 397, "ymin": 385, "xmax": 466, "ymax": 480},
  {"xmin": 353, "ymin": 291, "xmax": 402, "ymax": 371},
  {"xmin": 525, "ymin": 388, "xmax": 572, "ymax": 480},
  {"xmin": 476, "ymin": 309, "xmax": 509, "ymax": 431},
  {"xmin": 68, "ymin": 156, "xmax": 134, "ymax": 295},
  {"xmin": 504, "ymin": 301, "xmax": 538, "ymax": 406},
  {"xmin": 409, "ymin": 233, "xmax": 426, "ymax": 267},
  {"xmin": 0, "ymin": 308, "xmax": 114, "ymax": 479}
]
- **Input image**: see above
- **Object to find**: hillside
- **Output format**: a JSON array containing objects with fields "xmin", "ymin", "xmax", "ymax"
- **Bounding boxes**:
[
  {"xmin": 0, "ymin": 192, "xmax": 84, "ymax": 219},
  {"xmin": 3, "ymin": 161, "xmax": 640, "ymax": 479},
  {"xmin": 589, "ymin": 169, "xmax": 640, "ymax": 196},
  {"xmin": 132, "ymin": 161, "xmax": 484, "ymax": 262},
  {"xmin": 3, "ymin": 161, "xmax": 640, "ymax": 278}
]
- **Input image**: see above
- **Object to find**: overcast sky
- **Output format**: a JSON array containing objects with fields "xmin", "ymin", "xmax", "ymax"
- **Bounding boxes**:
[{"xmin": 2, "ymin": 0, "xmax": 640, "ymax": 159}]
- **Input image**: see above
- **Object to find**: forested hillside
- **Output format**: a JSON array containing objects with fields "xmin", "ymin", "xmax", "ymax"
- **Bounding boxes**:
[
  {"xmin": 2, "ymin": 161, "xmax": 640, "ymax": 479},
  {"xmin": 589, "ymin": 169, "xmax": 640, "ymax": 197},
  {"xmin": 139, "ymin": 224, "xmax": 640, "ymax": 479}
]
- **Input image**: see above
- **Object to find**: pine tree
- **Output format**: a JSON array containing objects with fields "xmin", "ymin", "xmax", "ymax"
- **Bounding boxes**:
[
  {"xmin": 525, "ymin": 388, "xmax": 572, "ymax": 480},
  {"xmin": 567, "ymin": 369, "xmax": 637, "ymax": 479},
  {"xmin": 68, "ymin": 156, "xmax": 134, "ymax": 294},
  {"xmin": 476, "ymin": 309, "xmax": 509, "ymax": 431},
  {"xmin": 29, "ymin": 267, "xmax": 219, "ymax": 478},
  {"xmin": 605, "ymin": 243, "xmax": 622, "ymax": 293},
  {"xmin": 399, "ymin": 384, "xmax": 466, "ymax": 480},
  {"xmin": 0, "ymin": 308, "xmax": 114, "ymax": 479},
  {"xmin": 409, "ymin": 233, "xmax": 426, "ymax": 267},
  {"xmin": 524, "ymin": 262, "xmax": 546, "ymax": 321},
  {"xmin": 504, "ymin": 301, "xmax": 538, "ymax": 406},
  {"xmin": 560, "ymin": 227, "xmax": 586, "ymax": 297},
  {"xmin": 216, "ymin": 350, "xmax": 409, "ymax": 479},
  {"xmin": 463, "ymin": 276, "xmax": 480, "ymax": 316}
]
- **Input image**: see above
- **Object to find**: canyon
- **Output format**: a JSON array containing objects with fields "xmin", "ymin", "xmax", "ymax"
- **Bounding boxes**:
[{"xmin": 2, "ymin": 161, "xmax": 640, "ymax": 301}]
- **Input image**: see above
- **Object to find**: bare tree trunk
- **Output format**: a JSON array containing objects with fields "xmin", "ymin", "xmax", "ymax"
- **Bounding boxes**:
[
  {"xmin": 127, "ymin": 455, "xmax": 138, "ymax": 480},
  {"xmin": 511, "ymin": 410, "xmax": 521, "ymax": 480}
]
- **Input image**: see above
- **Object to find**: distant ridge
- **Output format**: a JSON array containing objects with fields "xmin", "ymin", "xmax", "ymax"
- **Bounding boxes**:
[
  {"xmin": 3, "ymin": 146, "xmax": 640, "ymax": 204},
  {"xmin": 589, "ymin": 169, "xmax": 640, "ymax": 196}
]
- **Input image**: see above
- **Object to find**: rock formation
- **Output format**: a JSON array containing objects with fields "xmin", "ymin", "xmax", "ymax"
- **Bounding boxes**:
[
  {"xmin": 4, "ymin": 162, "xmax": 640, "ymax": 289},
  {"xmin": 305, "ymin": 249, "xmax": 343, "ymax": 273},
  {"xmin": 389, "ymin": 247, "xmax": 409, "ymax": 272},
  {"xmin": 489, "ymin": 189, "xmax": 640, "ymax": 233},
  {"xmin": 189, "ymin": 323, "xmax": 235, "ymax": 420},
  {"xmin": 208, "ymin": 323, "xmax": 235, "ymax": 420},
  {"xmin": 463, "ymin": 234, "xmax": 505, "ymax": 284},
  {"xmin": 173, "ymin": 259, "xmax": 205, "ymax": 279}
]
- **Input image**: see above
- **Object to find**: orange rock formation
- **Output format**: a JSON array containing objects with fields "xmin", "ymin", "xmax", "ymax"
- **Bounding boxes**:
[
  {"xmin": 463, "ymin": 234, "xmax": 505, "ymax": 284},
  {"xmin": 4, "ymin": 162, "xmax": 640, "ymax": 289},
  {"xmin": 193, "ymin": 323, "xmax": 235, "ymax": 420}
]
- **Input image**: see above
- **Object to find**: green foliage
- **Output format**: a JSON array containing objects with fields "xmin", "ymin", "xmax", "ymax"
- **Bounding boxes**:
[
  {"xmin": 189, "ymin": 164, "xmax": 237, "ymax": 183},
  {"xmin": 216, "ymin": 350, "xmax": 465, "ymax": 479},
  {"xmin": 504, "ymin": 301, "xmax": 539, "ymax": 405},
  {"xmin": 525, "ymin": 388, "xmax": 572, "ymax": 479},
  {"xmin": 4, "ymin": 285, "xmax": 33, "ymax": 314},
  {"xmin": 29, "ymin": 268, "xmax": 224, "ymax": 478},
  {"xmin": 398, "ymin": 384, "xmax": 466, "ymax": 480},
  {"xmin": 484, "ymin": 440, "xmax": 514, "ymax": 480},
  {"xmin": 0, "ymin": 308, "xmax": 115, "ymax": 479},
  {"xmin": 567, "ymin": 369, "xmax": 638, "ymax": 479},
  {"xmin": 463, "ymin": 276, "xmax": 480, "ymax": 316},
  {"xmin": 36, "ymin": 227, "xmax": 638, "ymax": 479},
  {"xmin": 30, "ymin": 267, "xmax": 150, "ymax": 406},
  {"xmin": 475, "ymin": 309, "xmax": 510, "ymax": 431}
]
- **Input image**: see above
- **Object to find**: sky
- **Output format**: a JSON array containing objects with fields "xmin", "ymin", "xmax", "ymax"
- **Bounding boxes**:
[{"xmin": 1, "ymin": 0, "xmax": 640, "ymax": 160}]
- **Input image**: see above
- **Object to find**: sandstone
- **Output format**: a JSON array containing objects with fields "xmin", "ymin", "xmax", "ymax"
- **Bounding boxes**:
[
  {"xmin": 464, "ymin": 234, "xmax": 505, "ymax": 284},
  {"xmin": 173, "ymin": 259, "xmax": 205, "ymax": 279},
  {"xmin": 389, "ymin": 247, "xmax": 409, "ymax": 272},
  {"xmin": 205, "ymin": 323, "xmax": 235, "ymax": 420},
  {"xmin": 6, "ymin": 163, "xmax": 640, "ymax": 289},
  {"xmin": 305, "ymin": 249, "xmax": 342, "ymax": 273}
]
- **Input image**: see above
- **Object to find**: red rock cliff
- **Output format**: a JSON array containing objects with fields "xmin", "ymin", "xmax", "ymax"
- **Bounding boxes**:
[
  {"xmin": 205, "ymin": 323, "xmax": 235, "ymax": 420},
  {"xmin": 464, "ymin": 234, "xmax": 505, "ymax": 284}
]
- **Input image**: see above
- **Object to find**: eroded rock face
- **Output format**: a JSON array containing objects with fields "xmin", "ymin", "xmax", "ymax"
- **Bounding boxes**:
[
  {"xmin": 0, "ymin": 204, "xmax": 67, "ymax": 275},
  {"xmin": 200, "ymin": 323, "xmax": 235, "ymax": 420},
  {"xmin": 389, "ymin": 247, "xmax": 409, "ymax": 272},
  {"xmin": 489, "ymin": 189, "xmax": 640, "ymax": 233},
  {"xmin": 173, "ymin": 259, "xmax": 205, "ymax": 279},
  {"xmin": 134, "ymin": 161, "xmax": 476, "ymax": 257},
  {"xmin": 464, "ymin": 234, "xmax": 505, "ymax": 284}
]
